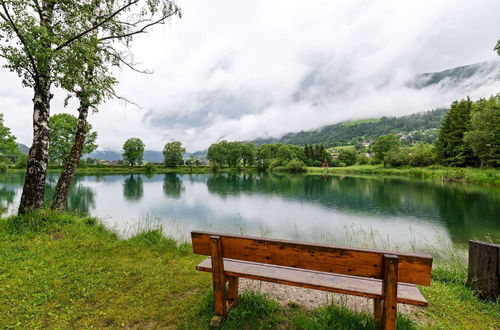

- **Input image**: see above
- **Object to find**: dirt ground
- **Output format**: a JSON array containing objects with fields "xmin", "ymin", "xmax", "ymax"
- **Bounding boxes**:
[{"xmin": 240, "ymin": 278, "xmax": 420, "ymax": 316}]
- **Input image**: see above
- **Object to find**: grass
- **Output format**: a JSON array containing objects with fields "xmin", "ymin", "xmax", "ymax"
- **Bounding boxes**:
[
  {"xmin": 307, "ymin": 165, "xmax": 500, "ymax": 187},
  {"xmin": 7, "ymin": 165, "xmax": 258, "ymax": 175},
  {"xmin": 0, "ymin": 210, "xmax": 498, "ymax": 329}
]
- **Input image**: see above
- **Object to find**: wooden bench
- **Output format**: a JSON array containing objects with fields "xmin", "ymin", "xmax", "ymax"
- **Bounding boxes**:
[{"xmin": 192, "ymin": 231, "xmax": 433, "ymax": 329}]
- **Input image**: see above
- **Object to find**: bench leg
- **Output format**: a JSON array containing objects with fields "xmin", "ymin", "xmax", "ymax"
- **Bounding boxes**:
[
  {"xmin": 227, "ymin": 276, "xmax": 239, "ymax": 308},
  {"xmin": 382, "ymin": 254, "xmax": 398, "ymax": 330},
  {"xmin": 210, "ymin": 236, "xmax": 227, "ymax": 326},
  {"xmin": 373, "ymin": 298, "xmax": 383, "ymax": 324}
]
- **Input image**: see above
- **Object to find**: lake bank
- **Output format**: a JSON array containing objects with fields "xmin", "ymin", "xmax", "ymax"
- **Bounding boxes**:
[
  {"xmin": 307, "ymin": 165, "xmax": 500, "ymax": 187},
  {"xmin": 1, "ymin": 172, "xmax": 498, "ymax": 248},
  {"xmin": 0, "ymin": 211, "xmax": 498, "ymax": 329},
  {"xmin": 6, "ymin": 164, "xmax": 499, "ymax": 188}
]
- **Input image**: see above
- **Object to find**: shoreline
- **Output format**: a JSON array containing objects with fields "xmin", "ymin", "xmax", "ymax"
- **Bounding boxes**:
[{"xmin": 5, "ymin": 164, "xmax": 499, "ymax": 188}]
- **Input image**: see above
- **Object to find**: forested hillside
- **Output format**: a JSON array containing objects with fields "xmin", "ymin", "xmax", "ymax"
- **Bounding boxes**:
[{"xmin": 252, "ymin": 108, "xmax": 448, "ymax": 147}]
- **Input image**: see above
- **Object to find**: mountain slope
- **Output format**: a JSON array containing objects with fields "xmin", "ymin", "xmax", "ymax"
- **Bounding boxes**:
[{"xmin": 251, "ymin": 109, "xmax": 448, "ymax": 147}]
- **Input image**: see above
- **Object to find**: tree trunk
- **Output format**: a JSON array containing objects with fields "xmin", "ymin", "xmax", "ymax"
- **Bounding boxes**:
[
  {"xmin": 50, "ymin": 101, "xmax": 90, "ymax": 210},
  {"xmin": 18, "ymin": 80, "xmax": 52, "ymax": 214},
  {"xmin": 467, "ymin": 240, "xmax": 500, "ymax": 301}
]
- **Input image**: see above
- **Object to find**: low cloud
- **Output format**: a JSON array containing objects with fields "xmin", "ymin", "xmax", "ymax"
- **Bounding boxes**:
[{"xmin": 2, "ymin": 0, "xmax": 500, "ymax": 151}]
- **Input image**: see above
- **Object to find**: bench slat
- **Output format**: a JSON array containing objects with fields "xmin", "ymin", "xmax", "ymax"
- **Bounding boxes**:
[
  {"xmin": 192, "ymin": 231, "xmax": 433, "ymax": 286},
  {"xmin": 196, "ymin": 257, "xmax": 428, "ymax": 307}
]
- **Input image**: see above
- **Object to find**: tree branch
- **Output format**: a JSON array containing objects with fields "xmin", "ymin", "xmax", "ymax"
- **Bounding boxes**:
[
  {"xmin": 106, "ymin": 87, "xmax": 142, "ymax": 109},
  {"xmin": 99, "ymin": 8, "xmax": 178, "ymax": 42},
  {"xmin": 54, "ymin": 0, "xmax": 139, "ymax": 51},
  {"xmin": 0, "ymin": 2, "xmax": 39, "ymax": 78},
  {"xmin": 104, "ymin": 48, "xmax": 152, "ymax": 74}
]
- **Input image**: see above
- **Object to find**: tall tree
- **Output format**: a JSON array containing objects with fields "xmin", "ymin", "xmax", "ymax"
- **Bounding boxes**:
[
  {"xmin": 51, "ymin": 1, "xmax": 179, "ymax": 210},
  {"xmin": 241, "ymin": 142, "xmax": 256, "ymax": 167},
  {"xmin": 163, "ymin": 141, "xmax": 185, "ymax": 168},
  {"xmin": 435, "ymin": 98, "xmax": 477, "ymax": 167},
  {"xmin": 0, "ymin": 0, "xmax": 179, "ymax": 213},
  {"xmin": 122, "ymin": 137, "xmax": 144, "ymax": 165},
  {"xmin": 495, "ymin": 39, "xmax": 500, "ymax": 56},
  {"xmin": 464, "ymin": 96, "xmax": 500, "ymax": 167},
  {"xmin": 0, "ymin": 113, "xmax": 20, "ymax": 163},
  {"xmin": 49, "ymin": 114, "xmax": 97, "ymax": 164},
  {"xmin": 371, "ymin": 134, "xmax": 400, "ymax": 166}
]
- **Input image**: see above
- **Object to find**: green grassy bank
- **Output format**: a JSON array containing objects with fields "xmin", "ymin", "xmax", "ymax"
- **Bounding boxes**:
[
  {"xmin": 307, "ymin": 165, "xmax": 500, "ymax": 187},
  {"xmin": 6, "ymin": 165, "xmax": 257, "ymax": 175},
  {"xmin": 1, "ymin": 211, "xmax": 498, "ymax": 329}
]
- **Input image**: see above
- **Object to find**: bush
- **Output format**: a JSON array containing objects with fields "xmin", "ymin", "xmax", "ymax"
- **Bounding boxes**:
[
  {"xmin": 408, "ymin": 143, "xmax": 437, "ymax": 167},
  {"xmin": 272, "ymin": 166, "xmax": 288, "ymax": 172},
  {"xmin": 357, "ymin": 154, "xmax": 370, "ymax": 165},
  {"xmin": 385, "ymin": 148, "xmax": 409, "ymax": 167},
  {"xmin": 144, "ymin": 162, "xmax": 156, "ymax": 175},
  {"xmin": 287, "ymin": 159, "xmax": 306, "ymax": 173},
  {"xmin": 268, "ymin": 159, "xmax": 283, "ymax": 170},
  {"xmin": 0, "ymin": 163, "xmax": 7, "ymax": 173},
  {"xmin": 338, "ymin": 149, "xmax": 358, "ymax": 166},
  {"xmin": 15, "ymin": 154, "xmax": 28, "ymax": 169},
  {"xmin": 210, "ymin": 162, "xmax": 221, "ymax": 173},
  {"xmin": 312, "ymin": 160, "xmax": 322, "ymax": 167}
]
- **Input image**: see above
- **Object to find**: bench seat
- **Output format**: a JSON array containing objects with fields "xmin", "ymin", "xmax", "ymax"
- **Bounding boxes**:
[{"xmin": 197, "ymin": 257, "xmax": 427, "ymax": 307}]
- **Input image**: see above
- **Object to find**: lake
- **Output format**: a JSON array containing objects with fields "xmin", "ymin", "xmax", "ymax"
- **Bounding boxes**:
[{"xmin": 1, "ymin": 172, "xmax": 499, "ymax": 252}]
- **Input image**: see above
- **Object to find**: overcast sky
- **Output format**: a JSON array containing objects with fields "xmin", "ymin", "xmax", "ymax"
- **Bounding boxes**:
[{"xmin": 1, "ymin": 0, "xmax": 500, "ymax": 152}]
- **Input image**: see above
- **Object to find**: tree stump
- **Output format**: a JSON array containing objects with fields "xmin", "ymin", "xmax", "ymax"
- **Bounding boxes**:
[{"xmin": 467, "ymin": 240, "xmax": 500, "ymax": 301}]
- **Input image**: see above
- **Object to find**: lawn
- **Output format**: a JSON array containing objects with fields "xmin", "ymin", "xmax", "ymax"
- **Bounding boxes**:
[{"xmin": 0, "ymin": 211, "xmax": 498, "ymax": 329}]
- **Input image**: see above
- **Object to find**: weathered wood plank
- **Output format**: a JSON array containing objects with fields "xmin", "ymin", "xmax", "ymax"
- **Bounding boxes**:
[
  {"xmin": 192, "ymin": 231, "xmax": 433, "ymax": 285},
  {"xmin": 210, "ymin": 236, "xmax": 227, "ymax": 317},
  {"xmin": 382, "ymin": 254, "xmax": 398, "ymax": 330},
  {"xmin": 373, "ymin": 299, "xmax": 383, "ymax": 324},
  {"xmin": 196, "ymin": 257, "xmax": 427, "ymax": 306},
  {"xmin": 467, "ymin": 240, "xmax": 500, "ymax": 301},
  {"xmin": 227, "ymin": 276, "xmax": 239, "ymax": 306}
]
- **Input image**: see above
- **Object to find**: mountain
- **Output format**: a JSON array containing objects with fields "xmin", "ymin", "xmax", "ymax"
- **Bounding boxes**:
[
  {"xmin": 249, "ymin": 59, "xmax": 500, "ymax": 147},
  {"xmin": 250, "ymin": 109, "xmax": 448, "ymax": 147},
  {"xmin": 409, "ymin": 58, "xmax": 500, "ymax": 90},
  {"xmin": 18, "ymin": 143, "xmax": 29, "ymax": 154},
  {"xmin": 87, "ymin": 150, "xmax": 164, "ymax": 162}
]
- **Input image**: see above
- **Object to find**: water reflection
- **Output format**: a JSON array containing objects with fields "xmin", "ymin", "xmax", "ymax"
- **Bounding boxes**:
[
  {"xmin": 123, "ymin": 175, "xmax": 144, "ymax": 201},
  {"xmin": 0, "ymin": 172, "xmax": 498, "ymax": 251},
  {"xmin": 163, "ymin": 173, "xmax": 183, "ymax": 198}
]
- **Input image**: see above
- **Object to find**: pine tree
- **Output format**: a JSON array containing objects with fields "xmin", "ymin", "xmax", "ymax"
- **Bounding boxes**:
[{"xmin": 435, "ymin": 98, "xmax": 477, "ymax": 166}]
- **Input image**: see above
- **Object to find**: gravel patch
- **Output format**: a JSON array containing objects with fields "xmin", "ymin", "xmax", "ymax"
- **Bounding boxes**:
[{"xmin": 240, "ymin": 278, "xmax": 421, "ymax": 316}]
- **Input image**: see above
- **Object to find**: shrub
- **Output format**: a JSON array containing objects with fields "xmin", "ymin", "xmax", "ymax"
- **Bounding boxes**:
[
  {"xmin": 338, "ymin": 149, "xmax": 358, "ymax": 166},
  {"xmin": 312, "ymin": 160, "xmax": 322, "ymax": 167},
  {"xmin": 211, "ymin": 162, "xmax": 221, "ymax": 173},
  {"xmin": 144, "ymin": 162, "xmax": 156, "ymax": 175},
  {"xmin": 408, "ymin": 143, "xmax": 437, "ymax": 167},
  {"xmin": 287, "ymin": 159, "xmax": 306, "ymax": 173},
  {"xmin": 357, "ymin": 154, "xmax": 370, "ymax": 165},
  {"xmin": 15, "ymin": 154, "xmax": 28, "ymax": 169},
  {"xmin": 272, "ymin": 166, "xmax": 288, "ymax": 172},
  {"xmin": 385, "ymin": 148, "xmax": 409, "ymax": 167}
]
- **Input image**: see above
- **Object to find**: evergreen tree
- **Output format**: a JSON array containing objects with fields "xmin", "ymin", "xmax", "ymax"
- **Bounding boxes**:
[
  {"xmin": 435, "ymin": 98, "xmax": 477, "ymax": 166},
  {"xmin": 464, "ymin": 96, "xmax": 500, "ymax": 167}
]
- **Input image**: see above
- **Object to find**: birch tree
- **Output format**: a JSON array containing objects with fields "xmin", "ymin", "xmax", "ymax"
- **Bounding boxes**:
[
  {"xmin": 51, "ymin": 0, "xmax": 180, "ymax": 209},
  {"xmin": 0, "ymin": 0, "xmax": 179, "ymax": 213}
]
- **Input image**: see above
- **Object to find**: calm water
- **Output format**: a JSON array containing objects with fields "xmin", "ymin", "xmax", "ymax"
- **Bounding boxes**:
[{"xmin": 0, "ymin": 172, "xmax": 499, "ymax": 252}]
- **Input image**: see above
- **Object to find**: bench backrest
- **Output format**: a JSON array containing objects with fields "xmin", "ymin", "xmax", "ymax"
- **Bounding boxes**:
[{"xmin": 191, "ymin": 231, "xmax": 433, "ymax": 286}]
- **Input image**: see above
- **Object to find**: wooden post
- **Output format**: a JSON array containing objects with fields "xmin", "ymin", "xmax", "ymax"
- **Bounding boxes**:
[
  {"xmin": 373, "ymin": 298, "xmax": 383, "ymax": 324},
  {"xmin": 382, "ymin": 254, "xmax": 398, "ymax": 330},
  {"xmin": 227, "ymin": 276, "xmax": 239, "ymax": 308},
  {"xmin": 467, "ymin": 240, "xmax": 500, "ymax": 301},
  {"xmin": 210, "ymin": 236, "xmax": 227, "ymax": 326}
]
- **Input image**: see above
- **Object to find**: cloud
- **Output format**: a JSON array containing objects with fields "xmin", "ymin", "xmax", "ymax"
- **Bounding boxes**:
[{"xmin": 1, "ymin": 0, "xmax": 500, "ymax": 152}]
